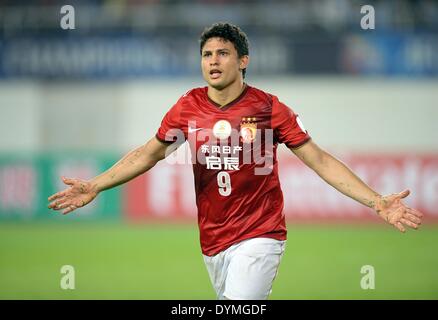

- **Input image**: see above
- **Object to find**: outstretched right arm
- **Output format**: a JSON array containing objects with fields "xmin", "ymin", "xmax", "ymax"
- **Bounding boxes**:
[
  {"xmin": 48, "ymin": 136, "xmax": 172, "ymax": 214},
  {"xmin": 90, "ymin": 136, "xmax": 171, "ymax": 192}
]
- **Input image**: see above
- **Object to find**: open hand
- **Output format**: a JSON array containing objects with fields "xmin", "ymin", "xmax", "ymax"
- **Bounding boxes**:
[
  {"xmin": 48, "ymin": 177, "xmax": 98, "ymax": 215},
  {"xmin": 375, "ymin": 190, "xmax": 423, "ymax": 233}
]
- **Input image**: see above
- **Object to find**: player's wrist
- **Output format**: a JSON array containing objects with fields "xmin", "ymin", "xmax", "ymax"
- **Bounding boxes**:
[
  {"xmin": 371, "ymin": 194, "xmax": 384, "ymax": 215},
  {"xmin": 88, "ymin": 179, "xmax": 102, "ymax": 195}
]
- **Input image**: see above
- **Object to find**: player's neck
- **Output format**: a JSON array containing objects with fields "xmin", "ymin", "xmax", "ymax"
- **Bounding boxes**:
[{"xmin": 207, "ymin": 80, "xmax": 246, "ymax": 108}]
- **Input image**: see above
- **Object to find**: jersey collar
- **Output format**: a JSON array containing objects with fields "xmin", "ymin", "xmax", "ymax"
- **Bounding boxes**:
[{"xmin": 206, "ymin": 83, "xmax": 250, "ymax": 111}]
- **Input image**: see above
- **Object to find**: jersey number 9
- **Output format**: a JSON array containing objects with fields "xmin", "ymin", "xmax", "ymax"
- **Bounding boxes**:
[{"xmin": 217, "ymin": 171, "xmax": 231, "ymax": 196}]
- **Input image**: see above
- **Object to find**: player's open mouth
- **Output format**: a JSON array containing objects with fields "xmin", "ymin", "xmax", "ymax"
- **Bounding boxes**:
[{"xmin": 209, "ymin": 69, "xmax": 222, "ymax": 79}]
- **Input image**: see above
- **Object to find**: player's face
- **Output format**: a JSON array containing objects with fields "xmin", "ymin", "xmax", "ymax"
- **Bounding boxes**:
[{"xmin": 201, "ymin": 37, "xmax": 248, "ymax": 90}]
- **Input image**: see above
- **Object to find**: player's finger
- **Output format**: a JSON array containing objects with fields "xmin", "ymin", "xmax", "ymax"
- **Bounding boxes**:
[
  {"xmin": 48, "ymin": 190, "xmax": 66, "ymax": 202},
  {"xmin": 48, "ymin": 199, "xmax": 63, "ymax": 209},
  {"xmin": 400, "ymin": 218, "xmax": 418, "ymax": 230},
  {"xmin": 48, "ymin": 200, "xmax": 57, "ymax": 209},
  {"xmin": 62, "ymin": 205, "xmax": 76, "ymax": 215},
  {"xmin": 49, "ymin": 200, "xmax": 61, "ymax": 210},
  {"xmin": 53, "ymin": 201, "xmax": 72, "ymax": 210},
  {"xmin": 406, "ymin": 207, "xmax": 423, "ymax": 218},
  {"xmin": 48, "ymin": 195, "xmax": 70, "ymax": 209},
  {"xmin": 74, "ymin": 199, "xmax": 87, "ymax": 208},
  {"xmin": 394, "ymin": 222, "xmax": 406, "ymax": 233},
  {"xmin": 397, "ymin": 189, "xmax": 410, "ymax": 199},
  {"xmin": 62, "ymin": 176, "xmax": 75, "ymax": 186},
  {"xmin": 403, "ymin": 213, "xmax": 422, "ymax": 225}
]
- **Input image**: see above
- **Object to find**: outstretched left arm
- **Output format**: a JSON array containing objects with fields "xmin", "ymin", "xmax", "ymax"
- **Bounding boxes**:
[{"xmin": 290, "ymin": 140, "xmax": 424, "ymax": 232}]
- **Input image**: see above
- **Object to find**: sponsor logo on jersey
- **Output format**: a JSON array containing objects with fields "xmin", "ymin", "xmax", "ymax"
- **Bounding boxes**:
[
  {"xmin": 240, "ymin": 117, "xmax": 257, "ymax": 143},
  {"xmin": 213, "ymin": 120, "xmax": 232, "ymax": 140},
  {"xmin": 188, "ymin": 126, "xmax": 203, "ymax": 133}
]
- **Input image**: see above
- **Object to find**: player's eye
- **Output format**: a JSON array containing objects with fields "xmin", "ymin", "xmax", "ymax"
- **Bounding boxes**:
[{"xmin": 203, "ymin": 52, "xmax": 211, "ymax": 57}]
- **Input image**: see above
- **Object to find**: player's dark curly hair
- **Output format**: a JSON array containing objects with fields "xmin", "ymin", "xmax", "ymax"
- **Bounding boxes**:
[{"xmin": 199, "ymin": 22, "xmax": 249, "ymax": 79}]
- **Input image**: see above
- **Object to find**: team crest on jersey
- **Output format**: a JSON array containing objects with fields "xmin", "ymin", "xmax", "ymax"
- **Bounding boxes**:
[
  {"xmin": 213, "ymin": 120, "xmax": 232, "ymax": 140},
  {"xmin": 240, "ymin": 117, "xmax": 257, "ymax": 143}
]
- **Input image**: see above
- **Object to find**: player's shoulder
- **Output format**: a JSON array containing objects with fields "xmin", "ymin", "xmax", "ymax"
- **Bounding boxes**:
[
  {"xmin": 170, "ymin": 87, "xmax": 206, "ymax": 111},
  {"xmin": 248, "ymin": 85, "xmax": 295, "ymax": 115},
  {"xmin": 180, "ymin": 86, "xmax": 207, "ymax": 100},
  {"xmin": 247, "ymin": 85, "xmax": 278, "ymax": 105}
]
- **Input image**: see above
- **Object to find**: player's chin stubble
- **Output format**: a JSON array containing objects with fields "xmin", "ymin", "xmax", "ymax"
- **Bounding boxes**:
[{"xmin": 209, "ymin": 82, "xmax": 227, "ymax": 90}]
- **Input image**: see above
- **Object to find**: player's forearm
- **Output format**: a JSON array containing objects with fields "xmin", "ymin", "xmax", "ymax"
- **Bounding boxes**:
[
  {"xmin": 90, "ymin": 143, "xmax": 161, "ymax": 193},
  {"xmin": 311, "ymin": 151, "xmax": 382, "ymax": 210}
]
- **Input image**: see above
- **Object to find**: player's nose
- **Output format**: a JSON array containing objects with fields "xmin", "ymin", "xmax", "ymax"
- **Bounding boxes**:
[{"xmin": 210, "ymin": 53, "xmax": 220, "ymax": 65}]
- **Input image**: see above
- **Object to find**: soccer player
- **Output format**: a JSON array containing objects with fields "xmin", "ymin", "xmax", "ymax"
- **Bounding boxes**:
[{"xmin": 48, "ymin": 22, "xmax": 424, "ymax": 300}]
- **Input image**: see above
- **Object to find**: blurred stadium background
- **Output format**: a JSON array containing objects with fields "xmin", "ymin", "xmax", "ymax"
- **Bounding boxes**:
[{"xmin": 0, "ymin": 0, "xmax": 437, "ymax": 299}]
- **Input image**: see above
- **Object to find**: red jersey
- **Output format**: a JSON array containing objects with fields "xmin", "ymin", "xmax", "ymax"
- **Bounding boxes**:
[{"xmin": 156, "ymin": 85, "xmax": 311, "ymax": 256}]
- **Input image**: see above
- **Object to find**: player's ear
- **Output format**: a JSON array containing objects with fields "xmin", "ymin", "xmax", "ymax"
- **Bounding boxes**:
[{"xmin": 239, "ymin": 55, "xmax": 249, "ymax": 71}]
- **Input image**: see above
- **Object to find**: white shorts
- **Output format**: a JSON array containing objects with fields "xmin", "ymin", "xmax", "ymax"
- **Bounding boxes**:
[{"xmin": 203, "ymin": 237, "xmax": 286, "ymax": 300}]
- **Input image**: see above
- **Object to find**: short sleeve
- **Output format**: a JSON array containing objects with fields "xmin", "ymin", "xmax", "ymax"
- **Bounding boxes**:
[
  {"xmin": 155, "ymin": 97, "xmax": 186, "ymax": 144},
  {"xmin": 271, "ymin": 95, "xmax": 311, "ymax": 148}
]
